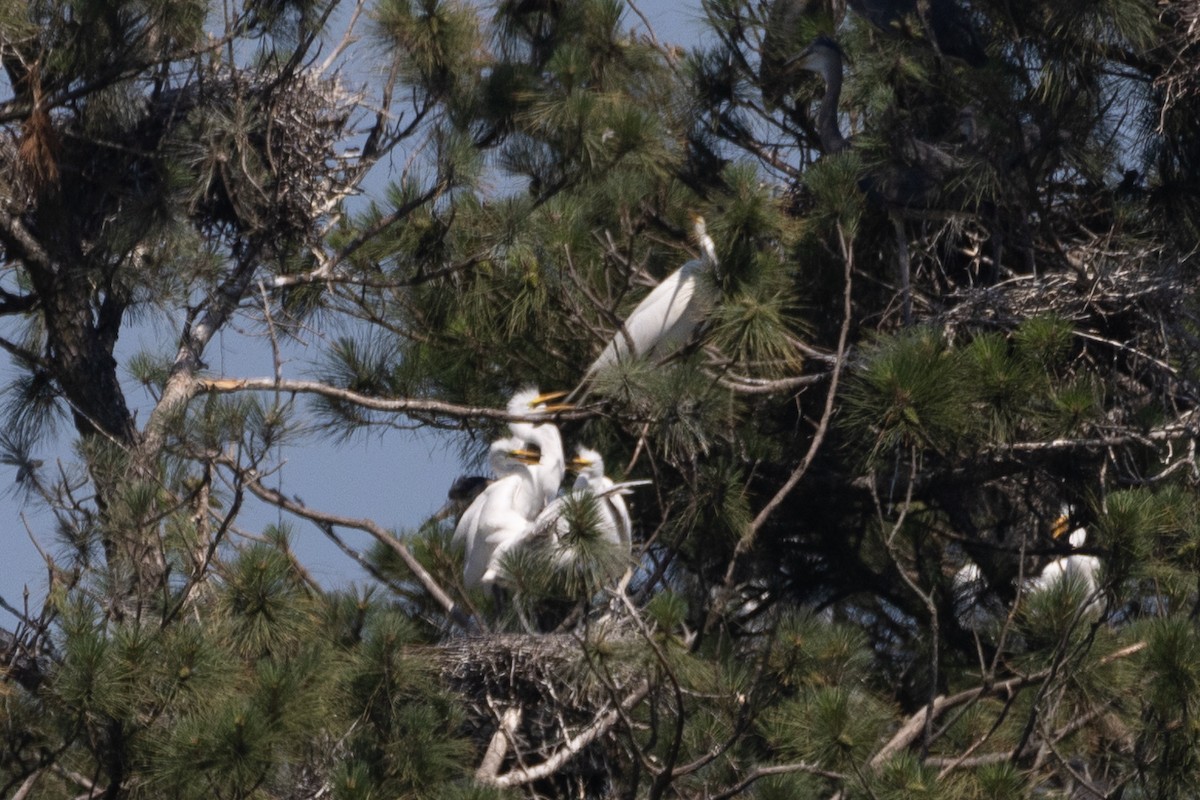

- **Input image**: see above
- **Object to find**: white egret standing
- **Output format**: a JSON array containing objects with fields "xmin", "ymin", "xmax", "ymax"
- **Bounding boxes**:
[
  {"xmin": 453, "ymin": 436, "xmax": 541, "ymax": 589},
  {"xmin": 581, "ymin": 215, "xmax": 719, "ymax": 383},
  {"xmin": 506, "ymin": 387, "xmax": 571, "ymax": 511}
]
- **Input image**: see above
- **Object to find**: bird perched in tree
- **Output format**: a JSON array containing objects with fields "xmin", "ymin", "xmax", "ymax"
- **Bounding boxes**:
[
  {"xmin": 432, "ymin": 474, "xmax": 491, "ymax": 523},
  {"xmin": 784, "ymin": 35, "xmax": 851, "ymax": 155},
  {"xmin": 579, "ymin": 215, "xmax": 719, "ymax": 389},
  {"xmin": 452, "ymin": 436, "xmax": 541, "ymax": 589},
  {"xmin": 564, "ymin": 446, "xmax": 634, "ymax": 550},
  {"xmin": 528, "ymin": 446, "xmax": 650, "ymax": 577},
  {"xmin": 789, "ymin": 35, "xmax": 965, "ymax": 323},
  {"xmin": 848, "ymin": 0, "xmax": 987, "ymax": 67},
  {"xmin": 1026, "ymin": 509, "xmax": 1102, "ymax": 610},
  {"xmin": 506, "ymin": 387, "xmax": 571, "ymax": 509},
  {"xmin": 759, "ymin": 0, "xmax": 846, "ymax": 112}
]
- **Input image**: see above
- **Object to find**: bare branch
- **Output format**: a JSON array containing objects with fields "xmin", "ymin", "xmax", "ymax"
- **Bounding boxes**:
[
  {"xmin": 868, "ymin": 641, "xmax": 1146, "ymax": 769},
  {"xmin": 710, "ymin": 762, "xmax": 847, "ymax": 800},
  {"xmin": 197, "ymin": 377, "xmax": 593, "ymax": 425},
  {"xmin": 229, "ymin": 461, "xmax": 475, "ymax": 630},
  {"xmin": 704, "ymin": 223, "xmax": 855, "ymax": 634},
  {"xmin": 485, "ymin": 682, "xmax": 651, "ymax": 789}
]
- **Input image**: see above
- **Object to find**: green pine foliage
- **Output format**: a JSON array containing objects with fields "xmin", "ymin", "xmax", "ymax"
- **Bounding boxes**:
[{"xmin": 3, "ymin": 0, "xmax": 1200, "ymax": 797}]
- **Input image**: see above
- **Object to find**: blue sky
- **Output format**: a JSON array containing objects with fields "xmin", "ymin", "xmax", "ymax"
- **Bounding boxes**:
[{"xmin": 0, "ymin": 0, "xmax": 708, "ymax": 612}]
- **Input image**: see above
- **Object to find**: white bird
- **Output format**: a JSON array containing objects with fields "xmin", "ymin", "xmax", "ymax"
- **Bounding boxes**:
[
  {"xmin": 1028, "ymin": 525, "xmax": 1101, "ymax": 599},
  {"xmin": 453, "ymin": 436, "xmax": 541, "ymax": 589},
  {"xmin": 507, "ymin": 387, "xmax": 571, "ymax": 511},
  {"xmin": 564, "ymin": 446, "xmax": 634, "ymax": 549},
  {"xmin": 582, "ymin": 215, "xmax": 719, "ymax": 381},
  {"xmin": 1026, "ymin": 508, "xmax": 1102, "ymax": 609},
  {"xmin": 528, "ymin": 447, "xmax": 650, "ymax": 575}
]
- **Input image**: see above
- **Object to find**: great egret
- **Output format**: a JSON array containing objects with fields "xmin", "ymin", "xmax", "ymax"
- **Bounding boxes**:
[
  {"xmin": 506, "ymin": 387, "xmax": 571, "ymax": 510},
  {"xmin": 565, "ymin": 446, "xmax": 633, "ymax": 549},
  {"xmin": 453, "ymin": 436, "xmax": 541, "ymax": 589},
  {"xmin": 1025, "ymin": 507, "xmax": 1102, "ymax": 612},
  {"xmin": 527, "ymin": 446, "xmax": 650, "ymax": 576},
  {"xmin": 582, "ymin": 216, "xmax": 719, "ymax": 384},
  {"xmin": 1027, "ymin": 522, "xmax": 1101, "ymax": 601}
]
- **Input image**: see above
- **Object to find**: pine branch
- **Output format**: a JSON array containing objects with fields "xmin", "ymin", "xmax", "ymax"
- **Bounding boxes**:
[
  {"xmin": 142, "ymin": 244, "xmax": 263, "ymax": 458},
  {"xmin": 230, "ymin": 461, "xmax": 475, "ymax": 631},
  {"xmin": 269, "ymin": 177, "xmax": 453, "ymax": 289},
  {"xmin": 198, "ymin": 376, "xmax": 593, "ymax": 425},
  {"xmin": 704, "ymin": 222, "xmax": 855, "ymax": 634},
  {"xmin": 868, "ymin": 641, "xmax": 1147, "ymax": 769},
  {"xmin": 475, "ymin": 706, "xmax": 523, "ymax": 783},
  {"xmin": 710, "ymin": 762, "xmax": 847, "ymax": 800}
]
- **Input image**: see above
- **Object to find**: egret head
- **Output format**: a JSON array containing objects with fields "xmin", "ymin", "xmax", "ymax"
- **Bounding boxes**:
[
  {"xmin": 488, "ymin": 435, "xmax": 541, "ymax": 473},
  {"xmin": 508, "ymin": 386, "xmax": 573, "ymax": 416},
  {"xmin": 1051, "ymin": 502, "xmax": 1075, "ymax": 538},
  {"xmin": 689, "ymin": 214, "xmax": 718, "ymax": 269},
  {"xmin": 1051, "ymin": 504, "xmax": 1087, "ymax": 548},
  {"xmin": 568, "ymin": 446, "xmax": 605, "ymax": 478}
]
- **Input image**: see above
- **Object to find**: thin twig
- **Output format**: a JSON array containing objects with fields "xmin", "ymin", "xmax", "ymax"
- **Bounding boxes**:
[
  {"xmin": 704, "ymin": 223, "xmax": 855, "ymax": 633},
  {"xmin": 230, "ymin": 461, "xmax": 475, "ymax": 630}
]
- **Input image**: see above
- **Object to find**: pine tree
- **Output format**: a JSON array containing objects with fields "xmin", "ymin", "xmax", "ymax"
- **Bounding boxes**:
[{"xmin": 2, "ymin": 0, "xmax": 1200, "ymax": 797}]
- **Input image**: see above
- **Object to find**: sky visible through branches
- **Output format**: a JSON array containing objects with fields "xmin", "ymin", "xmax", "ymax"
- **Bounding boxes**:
[{"xmin": 0, "ymin": 0, "xmax": 706, "ymax": 611}]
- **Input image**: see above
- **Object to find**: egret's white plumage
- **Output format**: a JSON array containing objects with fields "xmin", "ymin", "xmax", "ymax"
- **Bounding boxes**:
[
  {"xmin": 565, "ymin": 446, "xmax": 633, "ymax": 549},
  {"xmin": 528, "ymin": 446, "xmax": 649, "ymax": 574},
  {"xmin": 453, "ymin": 436, "xmax": 540, "ymax": 589},
  {"xmin": 507, "ymin": 387, "xmax": 570, "ymax": 511},
  {"xmin": 1028, "ymin": 525, "xmax": 1101, "ymax": 598},
  {"xmin": 1026, "ymin": 515, "xmax": 1102, "ymax": 614},
  {"xmin": 584, "ymin": 216, "xmax": 719, "ymax": 378}
]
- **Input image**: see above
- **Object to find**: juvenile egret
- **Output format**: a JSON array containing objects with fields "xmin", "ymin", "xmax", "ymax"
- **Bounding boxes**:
[
  {"xmin": 1026, "ymin": 509, "xmax": 1102, "ymax": 609},
  {"xmin": 528, "ymin": 446, "xmax": 650, "ymax": 574},
  {"xmin": 1028, "ymin": 524, "xmax": 1101, "ymax": 599},
  {"xmin": 566, "ymin": 446, "xmax": 633, "ymax": 549},
  {"xmin": 453, "ymin": 436, "xmax": 541, "ymax": 589},
  {"xmin": 582, "ymin": 215, "xmax": 719, "ymax": 381},
  {"xmin": 506, "ymin": 387, "xmax": 571, "ymax": 510}
]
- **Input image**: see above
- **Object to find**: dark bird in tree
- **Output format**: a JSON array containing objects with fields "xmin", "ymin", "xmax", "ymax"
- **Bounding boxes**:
[
  {"xmin": 759, "ymin": 0, "xmax": 847, "ymax": 111},
  {"xmin": 848, "ymin": 0, "xmax": 987, "ymax": 66},
  {"xmin": 792, "ymin": 36, "xmax": 965, "ymax": 322},
  {"xmin": 782, "ymin": 35, "xmax": 851, "ymax": 155},
  {"xmin": 433, "ymin": 474, "xmax": 492, "ymax": 523}
]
